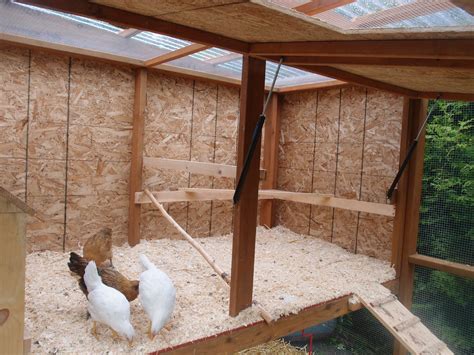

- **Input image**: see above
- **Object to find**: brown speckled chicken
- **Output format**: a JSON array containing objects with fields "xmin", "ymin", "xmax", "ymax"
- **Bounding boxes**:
[
  {"xmin": 83, "ymin": 227, "xmax": 113, "ymax": 267},
  {"xmin": 68, "ymin": 252, "xmax": 139, "ymax": 302}
]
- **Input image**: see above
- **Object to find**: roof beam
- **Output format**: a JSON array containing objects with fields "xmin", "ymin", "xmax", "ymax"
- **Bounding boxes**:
[
  {"xmin": 117, "ymin": 28, "xmax": 141, "ymax": 38},
  {"xmin": 297, "ymin": 65, "xmax": 474, "ymax": 101},
  {"xmin": 250, "ymin": 40, "xmax": 474, "ymax": 59},
  {"xmin": 294, "ymin": 0, "xmax": 355, "ymax": 16},
  {"xmin": 266, "ymin": 56, "xmax": 474, "ymax": 68},
  {"xmin": 144, "ymin": 43, "xmax": 210, "ymax": 67},
  {"xmin": 207, "ymin": 52, "xmax": 241, "ymax": 65},
  {"xmin": 450, "ymin": 0, "xmax": 474, "ymax": 16},
  {"xmin": 294, "ymin": 65, "xmax": 420, "ymax": 97},
  {"xmin": 16, "ymin": 0, "xmax": 250, "ymax": 53},
  {"xmin": 351, "ymin": 0, "xmax": 455, "ymax": 28}
]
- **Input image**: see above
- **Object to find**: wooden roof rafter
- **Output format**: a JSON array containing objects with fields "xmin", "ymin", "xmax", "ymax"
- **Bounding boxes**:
[
  {"xmin": 206, "ymin": 52, "xmax": 241, "ymax": 65},
  {"xmin": 117, "ymin": 28, "xmax": 141, "ymax": 38},
  {"xmin": 249, "ymin": 39, "xmax": 474, "ymax": 59},
  {"xmin": 144, "ymin": 43, "xmax": 210, "ymax": 67},
  {"xmin": 265, "ymin": 56, "xmax": 474, "ymax": 68},
  {"xmin": 294, "ymin": 0, "xmax": 355, "ymax": 16}
]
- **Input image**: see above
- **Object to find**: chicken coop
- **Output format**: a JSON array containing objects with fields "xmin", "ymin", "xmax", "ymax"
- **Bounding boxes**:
[{"xmin": 0, "ymin": 0, "xmax": 473, "ymax": 354}]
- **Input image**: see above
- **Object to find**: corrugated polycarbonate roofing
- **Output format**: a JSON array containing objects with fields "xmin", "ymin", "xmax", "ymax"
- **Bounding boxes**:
[{"xmin": 6, "ymin": 0, "xmax": 331, "ymax": 86}]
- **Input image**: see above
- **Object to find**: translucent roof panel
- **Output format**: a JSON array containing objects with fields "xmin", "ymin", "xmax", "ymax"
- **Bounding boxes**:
[
  {"xmin": 272, "ymin": 0, "xmax": 474, "ymax": 30},
  {"xmin": 2, "ymin": 0, "xmax": 335, "ymax": 87}
]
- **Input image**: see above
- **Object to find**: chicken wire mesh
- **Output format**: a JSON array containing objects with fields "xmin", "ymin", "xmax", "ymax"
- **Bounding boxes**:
[
  {"xmin": 411, "ymin": 100, "xmax": 474, "ymax": 355},
  {"xmin": 417, "ymin": 100, "xmax": 474, "ymax": 265},
  {"xmin": 412, "ymin": 266, "xmax": 474, "ymax": 355}
]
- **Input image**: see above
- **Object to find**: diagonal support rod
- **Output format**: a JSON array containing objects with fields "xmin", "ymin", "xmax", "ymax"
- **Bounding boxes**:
[
  {"xmin": 387, "ymin": 97, "xmax": 439, "ymax": 200},
  {"xmin": 233, "ymin": 57, "xmax": 283, "ymax": 205}
]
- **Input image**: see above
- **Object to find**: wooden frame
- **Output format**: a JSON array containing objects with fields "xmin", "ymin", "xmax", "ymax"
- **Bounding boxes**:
[
  {"xmin": 391, "ymin": 97, "xmax": 414, "ymax": 276},
  {"xmin": 249, "ymin": 40, "xmax": 474, "ymax": 59},
  {"xmin": 294, "ymin": 0, "xmax": 355, "ymax": 16},
  {"xmin": 408, "ymin": 254, "xmax": 474, "ymax": 279},
  {"xmin": 394, "ymin": 98, "xmax": 428, "ymax": 355},
  {"xmin": 135, "ymin": 188, "xmax": 395, "ymax": 217},
  {"xmin": 230, "ymin": 55, "xmax": 266, "ymax": 317},
  {"xmin": 266, "ymin": 56, "xmax": 474, "ymax": 69},
  {"xmin": 152, "ymin": 278, "xmax": 398, "ymax": 354},
  {"xmin": 143, "ymin": 157, "xmax": 266, "ymax": 180},
  {"xmin": 0, "ymin": 188, "xmax": 35, "ymax": 353},
  {"xmin": 127, "ymin": 68, "xmax": 147, "ymax": 246},
  {"xmin": 144, "ymin": 43, "xmax": 210, "ymax": 67},
  {"xmin": 260, "ymin": 94, "xmax": 280, "ymax": 228}
]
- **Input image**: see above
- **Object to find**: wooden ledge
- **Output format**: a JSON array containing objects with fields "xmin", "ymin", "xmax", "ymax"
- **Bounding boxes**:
[
  {"xmin": 408, "ymin": 254, "xmax": 474, "ymax": 279},
  {"xmin": 153, "ymin": 279, "xmax": 398, "ymax": 354},
  {"xmin": 136, "ymin": 188, "xmax": 395, "ymax": 217}
]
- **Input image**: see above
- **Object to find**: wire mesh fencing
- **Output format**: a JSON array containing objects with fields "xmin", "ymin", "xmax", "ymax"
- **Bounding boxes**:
[{"xmin": 412, "ymin": 99, "xmax": 474, "ymax": 355}]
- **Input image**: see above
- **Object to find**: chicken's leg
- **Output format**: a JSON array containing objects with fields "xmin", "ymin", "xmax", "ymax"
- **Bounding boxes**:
[
  {"xmin": 110, "ymin": 328, "xmax": 120, "ymax": 341},
  {"xmin": 91, "ymin": 321, "xmax": 99, "ymax": 339},
  {"xmin": 148, "ymin": 320, "xmax": 155, "ymax": 341}
]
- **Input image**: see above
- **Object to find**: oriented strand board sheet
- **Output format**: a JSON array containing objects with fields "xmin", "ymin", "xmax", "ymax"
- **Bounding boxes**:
[
  {"xmin": 65, "ymin": 194, "xmax": 129, "ymax": 248},
  {"xmin": 0, "ymin": 45, "xmax": 29, "ymax": 160},
  {"xmin": 332, "ymin": 65, "xmax": 474, "ymax": 95},
  {"xmin": 25, "ymin": 226, "xmax": 395, "ymax": 354},
  {"xmin": 0, "ymin": 158, "xmax": 26, "ymax": 200},
  {"xmin": 91, "ymin": 0, "xmax": 474, "ymax": 43},
  {"xmin": 277, "ymin": 87, "xmax": 401, "ymax": 261},
  {"xmin": 90, "ymin": 0, "xmax": 247, "ymax": 17}
]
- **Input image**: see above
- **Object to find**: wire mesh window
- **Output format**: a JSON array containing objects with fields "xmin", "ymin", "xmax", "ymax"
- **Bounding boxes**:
[
  {"xmin": 417, "ymin": 100, "xmax": 474, "ymax": 265},
  {"xmin": 412, "ymin": 266, "xmax": 474, "ymax": 354},
  {"xmin": 313, "ymin": 309, "xmax": 394, "ymax": 354},
  {"xmin": 412, "ymin": 100, "xmax": 474, "ymax": 355}
]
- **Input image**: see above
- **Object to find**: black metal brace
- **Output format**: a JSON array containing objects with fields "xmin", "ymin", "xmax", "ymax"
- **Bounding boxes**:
[
  {"xmin": 233, "ymin": 58, "xmax": 284, "ymax": 205},
  {"xmin": 386, "ymin": 97, "xmax": 440, "ymax": 200}
]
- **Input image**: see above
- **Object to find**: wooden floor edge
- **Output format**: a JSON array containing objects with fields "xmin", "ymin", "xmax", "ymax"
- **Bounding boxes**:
[{"xmin": 152, "ymin": 279, "xmax": 398, "ymax": 354}]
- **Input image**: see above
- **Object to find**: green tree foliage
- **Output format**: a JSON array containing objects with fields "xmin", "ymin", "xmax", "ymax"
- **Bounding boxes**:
[{"xmin": 413, "ymin": 100, "xmax": 474, "ymax": 354}]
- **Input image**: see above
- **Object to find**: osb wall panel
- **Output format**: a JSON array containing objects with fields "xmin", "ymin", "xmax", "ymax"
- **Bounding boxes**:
[
  {"xmin": 276, "ymin": 86, "xmax": 403, "ymax": 261},
  {"xmin": 0, "ymin": 45, "xmax": 137, "ymax": 252},
  {"xmin": 141, "ymin": 75, "xmax": 239, "ymax": 240},
  {"xmin": 0, "ymin": 45, "xmax": 29, "ymax": 201},
  {"xmin": 66, "ymin": 58, "xmax": 134, "ymax": 249},
  {"xmin": 1, "ymin": 44, "xmax": 241, "ymax": 252}
]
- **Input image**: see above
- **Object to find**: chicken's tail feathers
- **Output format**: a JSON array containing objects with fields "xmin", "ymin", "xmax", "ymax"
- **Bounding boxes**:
[
  {"xmin": 84, "ymin": 261, "xmax": 102, "ymax": 292},
  {"xmin": 139, "ymin": 254, "xmax": 155, "ymax": 271},
  {"xmin": 68, "ymin": 252, "xmax": 88, "ymax": 277}
]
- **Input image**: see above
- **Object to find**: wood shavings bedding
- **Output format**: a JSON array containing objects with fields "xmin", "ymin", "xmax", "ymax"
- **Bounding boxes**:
[{"xmin": 25, "ymin": 226, "xmax": 395, "ymax": 354}]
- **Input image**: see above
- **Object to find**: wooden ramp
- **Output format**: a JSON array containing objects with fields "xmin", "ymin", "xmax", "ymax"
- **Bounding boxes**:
[{"xmin": 357, "ymin": 292, "xmax": 453, "ymax": 355}]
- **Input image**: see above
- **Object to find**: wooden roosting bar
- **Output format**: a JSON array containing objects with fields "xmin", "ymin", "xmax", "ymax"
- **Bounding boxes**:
[{"xmin": 1, "ymin": 0, "xmax": 473, "ymax": 354}]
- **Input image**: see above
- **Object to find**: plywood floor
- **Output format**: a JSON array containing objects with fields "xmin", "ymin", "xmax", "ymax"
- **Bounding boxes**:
[{"xmin": 25, "ymin": 226, "xmax": 395, "ymax": 353}]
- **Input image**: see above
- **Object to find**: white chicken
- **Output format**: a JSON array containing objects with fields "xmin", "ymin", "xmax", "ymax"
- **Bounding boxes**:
[
  {"xmin": 139, "ymin": 254, "xmax": 176, "ymax": 340},
  {"xmin": 84, "ymin": 261, "xmax": 135, "ymax": 344}
]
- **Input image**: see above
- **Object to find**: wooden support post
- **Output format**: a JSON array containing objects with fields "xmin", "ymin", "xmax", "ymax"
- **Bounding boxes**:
[
  {"xmin": 229, "ymin": 56, "xmax": 266, "ymax": 317},
  {"xmin": 260, "ymin": 94, "xmax": 280, "ymax": 228},
  {"xmin": 0, "ymin": 194, "xmax": 27, "ymax": 354},
  {"xmin": 392, "ymin": 98, "xmax": 412, "ymax": 276},
  {"xmin": 393, "ymin": 98, "xmax": 428, "ymax": 355},
  {"xmin": 128, "ymin": 68, "xmax": 147, "ymax": 246}
]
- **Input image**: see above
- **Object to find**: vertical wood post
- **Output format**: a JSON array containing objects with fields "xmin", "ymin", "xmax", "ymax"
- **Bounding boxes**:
[
  {"xmin": 391, "ymin": 98, "xmax": 412, "ymax": 276},
  {"xmin": 260, "ymin": 94, "xmax": 280, "ymax": 228},
  {"xmin": 0, "ymin": 200, "xmax": 26, "ymax": 354},
  {"xmin": 229, "ymin": 56, "xmax": 266, "ymax": 316},
  {"xmin": 128, "ymin": 68, "xmax": 147, "ymax": 246},
  {"xmin": 393, "ymin": 98, "xmax": 428, "ymax": 355}
]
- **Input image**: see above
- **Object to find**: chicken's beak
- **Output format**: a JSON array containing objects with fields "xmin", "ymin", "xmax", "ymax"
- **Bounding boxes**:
[{"xmin": 128, "ymin": 339, "xmax": 134, "ymax": 347}]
